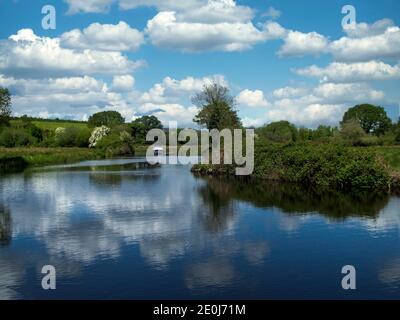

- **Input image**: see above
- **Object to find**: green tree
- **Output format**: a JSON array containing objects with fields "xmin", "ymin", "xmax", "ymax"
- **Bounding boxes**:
[
  {"xmin": 298, "ymin": 127, "xmax": 312, "ymax": 141},
  {"xmin": 0, "ymin": 87, "xmax": 12, "ymax": 126},
  {"xmin": 131, "ymin": 115, "xmax": 163, "ymax": 141},
  {"xmin": 258, "ymin": 121, "xmax": 298, "ymax": 143},
  {"xmin": 88, "ymin": 111, "xmax": 125, "ymax": 128},
  {"xmin": 192, "ymin": 82, "xmax": 241, "ymax": 130},
  {"xmin": 342, "ymin": 104, "xmax": 391, "ymax": 136},
  {"xmin": 312, "ymin": 125, "xmax": 334, "ymax": 140}
]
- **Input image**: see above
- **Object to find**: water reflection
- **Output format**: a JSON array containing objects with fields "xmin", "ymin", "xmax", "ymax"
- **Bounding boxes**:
[
  {"xmin": 196, "ymin": 176, "xmax": 390, "ymax": 220},
  {"xmin": 0, "ymin": 158, "xmax": 399, "ymax": 299},
  {"xmin": 0, "ymin": 204, "xmax": 11, "ymax": 245}
]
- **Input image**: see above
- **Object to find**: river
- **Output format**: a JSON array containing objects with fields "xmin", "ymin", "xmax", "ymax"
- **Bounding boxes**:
[{"xmin": 0, "ymin": 158, "xmax": 399, "ymax": 299}]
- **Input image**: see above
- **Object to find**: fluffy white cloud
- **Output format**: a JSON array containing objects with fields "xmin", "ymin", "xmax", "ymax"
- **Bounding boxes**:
[
  {"xmin": 343, "ymin": 18, "xmax": 395, "ymax": 38},
  {"xmin": 112, "ymin": 75, "xmax": 135, "ymax": 92},
  {"xmin": 146, "ymin": 12, "xmax": 285, "ymax": 52},
  {"xmin": 278, "ymin": 30, "xmax": 328, "ymax": 57},
  {"xmin": 0, "ymin": 75, "xmax": 107, "ymax": 95},
  {"xmin": 242, "ymin": 117, "xmax": 265, "ymax": 128},
  {"xmin": 66, "ymin": 0, "xmax": 248, "ymax": 22},
  {"xmin": 236, "ymin": 89, "xmax": 269, "ymax": 107},
  {"xmin": 60, "ymin": 22, "xmax": 144, "ymax": 52},
  {"xmin": 174, "ymin": 0, "xmax": 254, "ymax": 24},
  {"xmin": 138, "ymin": 103, "xmax": 199, "ymax": 127},
  {"xmin": 1, "ymin": 29, "xmax": 143, "ymax": 78},
  {"xmin": 313, "ymin": 82, "xmax": 384, "ymax": 103},
  {"xmin": 330, "ymin": 25, "xmax": 400, "ymax": 61},
  {"xmin": 266, "ymin": 99, "xmax": 345, "ymax": 128},
  {"xmin": 262, "ymin": 82, "xmax": 386, "ymax": 127},
  {"xmin": 296, "ymin": 61, "xmax": 400, "ymax": 82},
  {"xmin": 279, "ymin": 19, "xmax": 400, "ymax": 61},
  {"xmin": 140, "ymin": 75, "xmax": 227, "ymax": 103}
]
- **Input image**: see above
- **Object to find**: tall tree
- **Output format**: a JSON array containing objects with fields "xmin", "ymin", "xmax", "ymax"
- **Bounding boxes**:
[
  {"xmin": 131, "ymin": 115, "xmax": 163, "ymax": 141},
  {"xmin": 192, "ymin": 82, "xmax": 241, "ymax": 130},
  {"xmin": 341, "ymin": 104, "xmax": 391, "ymax": 136},
  {"xmin": 0, "ymin": 87, "xmax": 12, "ymax": 126},
  {"xmin": 88, "ymin": 111, "xmax": 125, "ymax": 128},
  {"xmin": 258, "ymin": 121, "xmax": 298, "ymax": 143}
]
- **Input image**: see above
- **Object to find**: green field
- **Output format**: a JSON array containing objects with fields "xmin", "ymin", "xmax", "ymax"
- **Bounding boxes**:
[{"xmin": 10, "ymin": 119, "xmax": 88, "ymax": 131}]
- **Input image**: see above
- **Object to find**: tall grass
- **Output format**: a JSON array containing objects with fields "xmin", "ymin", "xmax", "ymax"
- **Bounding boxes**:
[{"xmin": 0, "ymin": 147, "xmax": 102, "ymax": 169}]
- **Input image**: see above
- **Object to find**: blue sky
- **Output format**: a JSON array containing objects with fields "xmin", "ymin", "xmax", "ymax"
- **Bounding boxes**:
[{"xmin": 0, "ymin": 0, "xmax": 399, "ymax": 127}]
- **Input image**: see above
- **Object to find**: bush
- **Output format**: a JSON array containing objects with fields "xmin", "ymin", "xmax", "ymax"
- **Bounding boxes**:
[
  {"xmin": 89, "ymin": 126, "xmax": 110, "ymax": 148},
  {"xmin": 75, "ymin": 128, "xmax": 91, "ymax": 147},
  {"xmin": 0, "ymin": 128, "xmax": 35, "ymax": 147},
  {"xmin": 252, "ymin": 143, "xmax": 390, "ymax": 191},
  {"xmin": 54, "ymin": 127, "xmax": 91, "ymax": 147},
  {"xmin": 257, "ymin": 121, "xmax": 298, "ymax": 144},
  {"xmin": 95, "ymin": 130, "xmax": 135, "ymax": 157},
  {"xmin": 340, "ymin": 119, "xmax": 366, "ymax": 146}
]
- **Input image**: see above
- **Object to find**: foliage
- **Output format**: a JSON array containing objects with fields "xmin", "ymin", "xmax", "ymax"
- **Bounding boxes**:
[
  {"xmin": 0, "ymin": 147, "xmax": 102, "ymax": 169},
  {"xmin": 252, "ymin": 143, "xmax": 390, "ymax": 191},
  {"xmin": 95, "ymin": 130, "xmax": 135, "ymax": 157},
  {"xmin": 342, "ymin": 104, "xmax": 391, "ymax": 136},
  {"xmin": 131, "ymin": 115, "xmax": 163, "ymax": 142},
  {"xmin": 88, "ymin": 111, "xmax": 124, "ymax": 128},
  {"xmin": 0, "ymin": 87, "xmax": 12, "ymax": 126},
  {"xmin": 75, "ymin": 127, "xmax": 91, "ymax": 147},
  {"xmin": 0, "ymin": 127, "xmax": 36, "ymax": 147},
  {"xmin": 257, "ymin": 121, "xmax": 298, "ymax": 143},
  {"xmin": 54, "ymin": 126, "xmax": 91, "ymax": 147},
  {"xmin": 192, "ymin": 82, "xmax": 241, "ymax": 130},
  {"xmin": 340, "ymin": 119, "xmax": 367, "ymax": 146},
  {"xmin": 89, "ymin": 126, "xmax": 111, "ymax": 148}
]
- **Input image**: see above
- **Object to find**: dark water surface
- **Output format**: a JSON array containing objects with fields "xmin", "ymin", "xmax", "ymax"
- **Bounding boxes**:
[{"xmin": 0, "ymin": 158, "xmax": 399, "ymax": 299}]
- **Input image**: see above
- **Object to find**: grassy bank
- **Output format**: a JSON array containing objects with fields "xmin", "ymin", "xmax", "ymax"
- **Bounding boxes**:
[
  {"xmin": 192, "ymin": 143, "xmax": 400, "ymax": 192},
  {"xmin": 0, "ymin": 144, "xmax": 150, "ymax": 174},
  {"xmin": 0, "ymin": 147, "xmax": 103, "ymax": 169}
]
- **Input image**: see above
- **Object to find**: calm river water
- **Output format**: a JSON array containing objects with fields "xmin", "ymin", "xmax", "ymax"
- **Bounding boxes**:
[{"xmin": 0, "ymin": 158, "xmax": 399, "ymax": 299}]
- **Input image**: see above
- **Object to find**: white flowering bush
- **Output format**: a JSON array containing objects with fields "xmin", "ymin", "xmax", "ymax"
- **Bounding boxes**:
[{"xmin": 89, "ymin": 126, "xmax": 110, "ymax": 148}]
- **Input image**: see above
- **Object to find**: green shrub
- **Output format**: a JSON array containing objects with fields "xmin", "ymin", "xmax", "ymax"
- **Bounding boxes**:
[
  {"xmin": 95, "ymin": 130, "xmax": 135, "ymax": 157},
  {"xmin": 0, "ymin": 128, "xmax": 35, "ymax": 147},
  {"xmin": 359, "ymin": 135, "xmax": 381, "ymax": 146},
  {"xmin": 257, "ymin": 121, "xmax": 298, "ymax": 144},
  {"xmin": 252, "ymin": 143, "xmax": 390, "ymax": 191},
  {"xmin": 340, "ymin": 119, "xmax": 366, "ymax": 146},
  {"xmin": 54, "ymin": 127, "xmax": 91, "ymax": 147},
  {"xmin": 75, "ymin": 128, "xmax": 91, "ymax": 147}
]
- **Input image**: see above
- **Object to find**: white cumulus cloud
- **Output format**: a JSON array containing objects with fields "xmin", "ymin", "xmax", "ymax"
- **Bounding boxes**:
[
  {"xmin": 60, "ymin": 21, "xmax": 144, "ymax": 52},
  {"xmin": 236, "ymin": 89, "xmax": 269, "ymax": 107}
]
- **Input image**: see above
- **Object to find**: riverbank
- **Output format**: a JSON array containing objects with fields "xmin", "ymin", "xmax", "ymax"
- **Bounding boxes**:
[
  {"xmin": 0, "ymin": 147, "xmax": 102, "ymax": 173},
  {"xmin": 0, "ymin": 146, "xmax": 150, "ymax": 174},
  {"xmin": 192, "ymin": 143, "xmax": 400, "ymax": 192}
]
